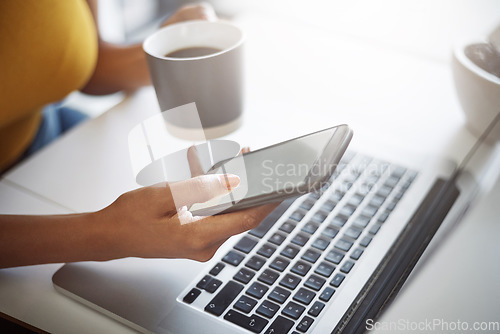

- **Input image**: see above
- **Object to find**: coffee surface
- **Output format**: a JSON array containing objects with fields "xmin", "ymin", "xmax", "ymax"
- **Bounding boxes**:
[
  {"xmin": 465, "ymin": 43, "xmax": 500, "ymax": 78},
  {"xmin": 165, "ymin": 46, "xmax": 221, "ymax": 58}
]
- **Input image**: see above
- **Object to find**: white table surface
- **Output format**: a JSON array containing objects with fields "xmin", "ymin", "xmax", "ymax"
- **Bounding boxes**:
[{"xmin": 1, "ymin": 1, "xmax": 500, "ymax": 333}]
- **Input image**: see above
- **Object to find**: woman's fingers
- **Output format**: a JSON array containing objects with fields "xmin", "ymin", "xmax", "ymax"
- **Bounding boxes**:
[
  {"xmin": 168, "ymin": 174, "xmax": 240, "ymax": 209},
  {"xmin": 187, "ymin": 146, "xmax": 205, "ymax": 177},
  {"xmin": 162, "ymin": 3, "xmax": 217, "ymax": 26},
  {"xmin": 186, "ymin": 203, "xmax": 279, "ymax": 243}
]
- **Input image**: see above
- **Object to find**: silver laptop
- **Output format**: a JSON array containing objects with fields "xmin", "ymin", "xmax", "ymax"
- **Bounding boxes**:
[{"xmin": 52, "ymin": 136, "xmax": 482, "ymax": 334}]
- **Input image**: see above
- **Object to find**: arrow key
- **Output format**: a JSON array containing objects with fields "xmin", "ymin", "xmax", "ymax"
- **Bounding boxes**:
[
  {"xmin": 264, "ymin": 315, "xmax": 294, "ymax": 334},
  {"xmin": 296, "ymin": 316, "xmax": 314, "ymax": 332}
]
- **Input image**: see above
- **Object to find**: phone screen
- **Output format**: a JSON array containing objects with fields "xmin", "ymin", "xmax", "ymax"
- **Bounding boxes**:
[{"xmin": 190, "ymin": 126, "xmax": 343, "ymax": 214}]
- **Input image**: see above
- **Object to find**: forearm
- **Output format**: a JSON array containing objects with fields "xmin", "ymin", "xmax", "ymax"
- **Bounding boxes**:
[
  {"xmin": 81, "ymin": 41, "xmax": 151, "ymax": 95},
  {"xmin": 0, "ymin": 212, "xmax": 118, "ymax": 268}
]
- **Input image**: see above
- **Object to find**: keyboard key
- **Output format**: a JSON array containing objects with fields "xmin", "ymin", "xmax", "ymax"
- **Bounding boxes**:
[
  {"xmin": 205, "ymin": 278, "xmax": 223, "ymax": 293},
  {"xmin": 386, "ymin": 200, "xmax": 397, "ymax": 211},
  {"xmin": 224, "ymin": 309, "xmax": 268, "ymax": 333},
  {"xmin": 249, "ymin": 214, "xmax": 278, "ymax": 238},
  {"xmin": 264, "ymin": 316, "xmax": 294, "ymax": 334},
  {"xmin": 308, "ymin": 301, "xmax": 325, "ymax": 317},
  {"xmin": 377, "ymin": 211, "xmax": 390, "ymax": 223},
  {"xmin": 234, "ymin": 295, "xmax": 258, "ymax": 313},
  {"xmin": 258, "ymin": 269, "xmax": 280, "ymax": 285},
  {"xmin": 391, "ymin": 166, "xmax": 407, "ymax": 178},
  {"xmin": 282, "ymin": 301, "xmax": 306, "ymax": 320},
  {"xmin": 315, "ymin": 262, "xmax": 335, "ymax": 277},
  {"xmin": 234, "ymin": 236, "xmax": 259, "ymax": 254},
  {"xmin": 279, "ymin": 273, "xmax": 301, "ymax": 290},
  {"xmin": 247, "ymin": 282, "xmax": 269, "ymax": 299},
  {"xmin": 322, "ymin": 225, "xmax": 339, "ymax": 239},
  {"xmin": 385, "ymin": 175, "xmax": 400, "ymax": 188},
  {"xmin": 301, "ymin": 249, "xmax": 321, "ymax": 263},
  {"xmin": 281, "ymin": 244, "xmax": 300, "ymax": 259},
  {"xmin": 360, "ymin": 235, "xmax": 373, "ymax": 247},
  {"xmin": 296, "ymin": 316, "xmax": 314, "ymax": 332},
  {"xmin": 196, "ymin": 275, "xmax": 213, "ymax": 289},
  {"xmin": 290, "ymin": 261, "xmax": 312, "ymax": 276},
  {"xmin": 269, "ymin": 286, "xmax": 291, "ymax": 304},
  {"xmin": 319, "ymin": 287, "xmax": 335, "ymax": 302},
  {"xmin": 312, "ymin": 237, "xmax": 330, "ymax": 250},
  {"xmin": 246, "ymin": 255, "xmax": 266, "ymax": 271},
  {"xmin": 350, "ymin": 248, "xmax": 364, "ymax": 260},
  {"xmin": 342, "ymin": 180, "xmax": 354, "ymax": 190},
  {"xmin": 321, "ymin": 200, "xmax": 336, "ymax": 212},
  {"xmin": 205, "ymin": 280, "xmax": 244, "ymax": 316},
  {"xmin": 279, "ymin": 221, "xmax": 296, "ymax": 234},
  {"xmin": 325, "ymin": 250, "xmax": 344, "ymax": 264},
  {"xmin": 340, "ymin": 260, "xmax": 355, "ymax": 274},
  {"xmin": 376, "ymin": 185, "xmax": 393, "ymax": 198},
  {"xmin": 353, "ymin": 215, "xmax": 370, "ymax": 228},
  {"xmin": 209, "ymin": 262, "xmax": 225, "ymax": 276},
  {"xmin": 331, "ymin": 215, "xmax": 348, "ymax": 227},
  {"xmin": 269, "ymin": 232, "xmax": 287, "ymax": 246},
  {"xmin": 270, "ymin": 256, "xmax": 290, "ymax": 272},
  {"xmin": 330, "ymin": 190, "xmax": 344, "ymax": 202},
  {"xmin": 369, "ymin": 223, "xmax": 381, "ymax": 235},
  {"xmin": 335, "ymin": 238, "xmax": 353, "ymax": 252},
  {"xmin": 301, "ymin": 222, "xmax": 320, "ymax": 235},
  {"xmin": 222, "ymin": 251, "xmax": 245, "ymax": 266},
  {"xmin": 293, "ymin": 287, "xmax": 316, "ymax": 305},
  {"xmin": 344, "ymin": 226, "xmax": 362, "ymax": 240},
  {"xmin": 309, "ymin": 192, "xmax": 321, "ymax": 200},
  {"xmin": 304, "ymin": 274, "xmax": 326, "ymax": 291},
  {"xmin": 257, "ymin": 243, "xmax": 277, "ymax": 258},
  {"xmin": 234, "ymin": 268, "xmax": 256, "ymax": 284},
  {"xmin": 300, "ymin": 199, "xmax": 316, "ymax": 211},
  {"xmin": 369, "ymin": 195, "xmax": 385, "ymax": 208},
  {"xmin": 348, "ymin": 193, "xmax": 365, "ymax": 206},
  {"xmin": 311, "ymin": 211, "xmax": 328, "ymax": 223},
  {"xmin": 290, "ymin": 209, "xmax": 307, "ymax": 222},
  {"xmin": 256, "ymin": 300, "xmax": 280, "ymax": 318},
  {"xmin": 361, "ymin": 205, "xmax": 378, "ymax": 218},
  {"xmin": 183, "ymin": 288, "xmax": 201, "ymax": 304},
  {"xmin": 330, "ymin": 273, "xmax": 346, "ymax": 288},
  {"xmin": 394, "ymin": 189, "xmax": 405, "ymax": 200},
  {"xmin": 291, "ymin": 233, "xmax": 310, "ymax": 246},
  {"xmin": 339, "ymin": 204, "xmax": 356, "ymax": 217}
]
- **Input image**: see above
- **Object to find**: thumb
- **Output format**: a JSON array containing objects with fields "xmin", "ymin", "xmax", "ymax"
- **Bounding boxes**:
[{"xmin": 169, "ymin": 174, "xmax": 240, "ymax": 209}]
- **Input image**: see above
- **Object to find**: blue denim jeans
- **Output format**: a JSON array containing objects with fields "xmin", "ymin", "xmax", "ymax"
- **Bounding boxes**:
[{"xmin": 23, "ymin": 102, "xmax": 89, "ymax": 158}]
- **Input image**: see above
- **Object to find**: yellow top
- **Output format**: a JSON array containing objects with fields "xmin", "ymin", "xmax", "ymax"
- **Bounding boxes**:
[{"xmin": 0, "ymin": 0, "xmax": 98, "ymax": 171}]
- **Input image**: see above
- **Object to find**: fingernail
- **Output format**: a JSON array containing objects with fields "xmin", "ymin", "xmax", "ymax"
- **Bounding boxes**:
[{"xmin": 219, "ymin": 174, "xmax": 240, "ymax": 190}]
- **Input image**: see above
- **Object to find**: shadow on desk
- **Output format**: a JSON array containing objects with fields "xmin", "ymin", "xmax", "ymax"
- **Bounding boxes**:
[{"xmin": 0, "ymin": 312, "xmax": 47, "ymax": 334}]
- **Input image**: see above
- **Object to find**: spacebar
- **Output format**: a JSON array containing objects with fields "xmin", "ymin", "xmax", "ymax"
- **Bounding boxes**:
[{"xmin": 204, "ymin": 280, "xmax": 243, "ymax": 316}]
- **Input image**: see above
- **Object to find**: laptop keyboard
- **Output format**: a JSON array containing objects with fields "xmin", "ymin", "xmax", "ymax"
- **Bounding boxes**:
[{"xmin": 181, "ymin": 151, "xmax": 417, "ymax": 333}]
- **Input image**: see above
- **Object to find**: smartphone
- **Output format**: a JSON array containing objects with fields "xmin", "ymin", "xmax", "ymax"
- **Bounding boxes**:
[{"xmin": 190, "ymin": 124, "xmax": 353, "ymax": 216}]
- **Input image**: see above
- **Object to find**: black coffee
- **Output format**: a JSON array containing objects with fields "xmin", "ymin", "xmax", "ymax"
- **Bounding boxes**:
[
  {"xmin": 465, "ymin": 43, "xmax": 500, "ymax": 78},
  {"xmin": 165, "ymin": 46, "xmax": 221, "ymax": 58}
]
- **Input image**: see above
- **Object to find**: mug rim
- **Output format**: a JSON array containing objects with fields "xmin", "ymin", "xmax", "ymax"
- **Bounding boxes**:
[
  {"xmin": 454, "ymin": 39, "xmax": 500, "ymax": 85},
  {"xmin": 143, "ymin": 20, "xmax": 245, "ymax": 61}
]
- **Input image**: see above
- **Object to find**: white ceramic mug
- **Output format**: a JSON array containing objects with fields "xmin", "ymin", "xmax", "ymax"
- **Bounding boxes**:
[
  {"xmin": 452, "ymin": 26, "xmax": 500, "ymax": 143},
  {"xmin": 143, "ymin": 21, "xmax": 245, "ymax": 139}
]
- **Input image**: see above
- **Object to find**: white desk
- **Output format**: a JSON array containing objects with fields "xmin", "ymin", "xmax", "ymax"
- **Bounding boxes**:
[{"xmin": 1, "ymin": 1, "xmax": 500, "ymax": 332}]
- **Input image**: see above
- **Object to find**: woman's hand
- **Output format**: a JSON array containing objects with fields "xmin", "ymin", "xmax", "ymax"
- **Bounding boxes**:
[
  {"xmin": 82, "ymin": 1, "xmax": 218, "ymax": 95},
  {"xmin": 0, "ymin": 172, "xmax": 275, "ymax": 268},
  {"xmin": 98, "ymin": 174, "xmax": 276, "ymax": 262},
  {"xmin": 162, "ymin": 3, "xmax": 217, "ymax": 26}
]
